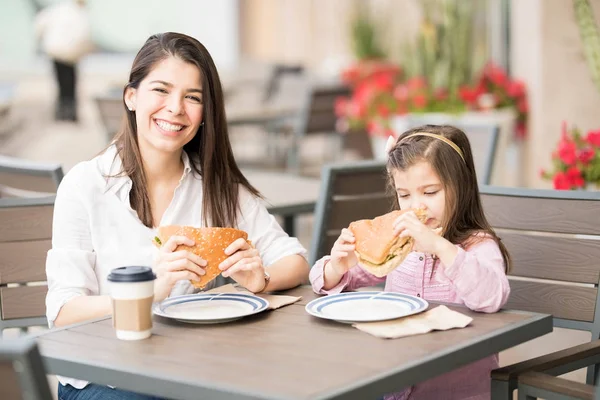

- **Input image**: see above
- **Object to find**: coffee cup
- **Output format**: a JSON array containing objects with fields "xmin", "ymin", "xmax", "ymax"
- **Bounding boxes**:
[{"xmin": 107, "ymin": 266, "xmax": 156, "ymax": 340}]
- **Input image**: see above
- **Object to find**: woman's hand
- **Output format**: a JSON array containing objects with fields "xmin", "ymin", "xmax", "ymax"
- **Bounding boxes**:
[
  {"xmin": 392, "ymin": 211, "xmax": 445, "ymax": 255},
  {"xmin": 219, "ymin": 238, "xmax": 266, "ymax": 293},
  {"xmin": 329, "ymin": 228, "xmax": 358, "ymax": 275},
  {"xmin": 153, "ymin": 235, "xmax": 207, "ymax": 302}
]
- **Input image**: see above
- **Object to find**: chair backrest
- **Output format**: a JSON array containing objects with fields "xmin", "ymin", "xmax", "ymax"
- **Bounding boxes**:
[
  {"xmin": 94, "ymin": 95, "xmax": 123, "ymax": 142},
  {"xmin": 406, "ymin": 119, "xmax": 499, "ymax": 185},
  {"xmin": 309, "ymin": 160, "xmax": 393, "ymax": 266},
  {"xmin": 480, "ymin": 186, "xmax": 600, "ymax": 334},
  {"xmin": 296, "ymin": 83, "xmax": 351, "ymax": 137},
  {"xmin": 0, "ymin": 196, "xmax": 54, "ymax": 332},
  {"xmin": 0, "ymin": 338, "xmax": 52, "ymax": 400},
  {"xmin": 0, "ymin": 155, "xmax": 63, "ymax": 197},
  {"xmin": 262, "ymin": 63, "xmax": 305, "ymax": 103}
]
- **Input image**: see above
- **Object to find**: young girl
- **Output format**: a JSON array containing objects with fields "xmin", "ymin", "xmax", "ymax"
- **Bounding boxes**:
[
  {"xmin": 47, "ymin": 32, "xmax": 308, "ymax": 399},
  {"xmin": 310, "ymin": 124, "xmax": 511, "ymax": 400}
]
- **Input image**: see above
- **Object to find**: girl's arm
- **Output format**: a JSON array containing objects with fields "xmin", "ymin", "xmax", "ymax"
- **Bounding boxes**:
[
  {"xmin": 438, "ymin": 238, "xmax": 510, "ymax": 313},
  {"xmin": 309, "ymin": 256, "xmax": 386, "ymax": 294}
]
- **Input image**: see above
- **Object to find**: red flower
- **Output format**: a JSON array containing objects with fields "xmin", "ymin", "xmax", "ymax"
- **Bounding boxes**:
[
  {"xmin": 566, "ymin": 166, "xmax": 585, "ymax": 188},
  {"xmin": 578, "ymin": 148, "xmax": 595, "ymax": 164},
  {"xmin": 412, "ymin": 93, "xmax": 428, "ymax": 109},
  {"xmin": 458, "ymin": 85, "xmax": 478, "ymax": 104},
  {"xmin": 557, "ymin": 139, "xmax": 577, "ymax": 165},
  {"xmin": 376, "ymin": 104, "xmax": 391, "ymax": 118},
  {"xmin": 517, "ymin": 98, "xmax": 528, "ymax": 113},
  {"xmin": 372, "ymin": 71, "xmax": 396, "ymax": 90},
  {"xmin": 515, "ymin": 122, "xmax": 526, "ymax": 139},
  {"xmin": 484, "ymin": 63, "xmax": 508, "ymax": 87},
  {"xmin": 506, "ymin": 80, "xmax": 526, "ymax": 98},
  {"xmin": 406, "ymin": 77, "xmax": 426, "ymax": 91},
  {"xmin": 585, "ymin": 130, "xmax": 600, "ymax": 147},
  {"xmin": 553, "ymin": 171, "xmax": 571, "ymax": 190},
  {"xmin": 434, "ymin": 88, "xmax": 448, "ymax": 101}
]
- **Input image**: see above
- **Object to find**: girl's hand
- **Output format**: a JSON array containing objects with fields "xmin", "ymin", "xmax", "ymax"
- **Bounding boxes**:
[
  {"xmin": 329, "ymin": 228, "xmax": 358, "ymax": 275},
  {"xmin": 219, "ymin": 238, "xmax": 266, "ymax": 293},
  {"xmin": 153, "ymin": 236, "xmax": 207, "ymax": 302},
  {"xmin": 392, "ymin": 211, "xmax": 444, "ymax": 255}
]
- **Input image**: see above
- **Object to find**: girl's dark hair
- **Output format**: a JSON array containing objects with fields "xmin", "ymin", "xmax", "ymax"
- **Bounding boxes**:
[
  {"xmin": 387, "ymin": 124, "xmax": 511, "ymax": 272},
  {"xmin": 111, "ymin": 32, "xmax": 260, "ymax": 228}
]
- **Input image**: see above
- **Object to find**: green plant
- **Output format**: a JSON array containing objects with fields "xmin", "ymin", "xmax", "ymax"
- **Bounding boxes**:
[
  {"xmin": 349, "ymin": 2, "xmax": 387, "ymax": 60},
  {"xmin": 401, "ymin": 0, "xmax": 484, "ymax": 97},
  {"xmin": 574, "ymin": 0, "xmax": 600, "ymax": 95}
]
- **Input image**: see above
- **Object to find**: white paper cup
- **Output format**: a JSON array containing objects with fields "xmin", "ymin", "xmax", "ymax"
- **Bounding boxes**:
[{"xmin": 107, "ymin": 266, "xmax": 156, "ymax": 341}]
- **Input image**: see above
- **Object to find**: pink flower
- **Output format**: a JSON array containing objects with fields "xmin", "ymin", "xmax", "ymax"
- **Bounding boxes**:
[{"xmin": 334, "ymin": 97, "xmax": 348, "ymax": 117}]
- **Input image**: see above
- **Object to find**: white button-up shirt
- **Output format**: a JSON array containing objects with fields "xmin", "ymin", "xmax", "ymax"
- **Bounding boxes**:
[{"xmin": 46, "ymin": 146, "xmax": 307, "ymax": 389}]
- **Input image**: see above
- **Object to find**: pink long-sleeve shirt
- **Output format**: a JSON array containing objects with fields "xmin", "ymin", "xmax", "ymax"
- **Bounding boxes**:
[{"xmin": 310, "ymin": 236, "xmax": 511, "ymax": 400}]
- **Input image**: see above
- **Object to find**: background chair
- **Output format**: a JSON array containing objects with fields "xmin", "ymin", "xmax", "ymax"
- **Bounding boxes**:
[
  {"xmin": 0, "ymin": 337, "xmax": 53, "ymax": 400},
  {"xmin": 0, "ymin": 196, "xmax": 54, "ymax": 337},
  {"xmin": 309, "ymin": 160, "xmax": 391, "ymax": 266},
  {"xmin": 477, "ymin": 187, "xmax": 600, "ymax": 399},
  {"xmin": 94, "ymin": 94, "xmax": 123, "ymax": 143},
  {"xmin": 0, "ymin": 155, "xmax": 63, "ymax": 198},
  {"xmin": 284, "ymin": 83, "xmax": 351, "ymax": 175}
]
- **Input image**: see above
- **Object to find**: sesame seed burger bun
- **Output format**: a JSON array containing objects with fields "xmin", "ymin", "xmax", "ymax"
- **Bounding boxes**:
[{"xmin": 154, "ymin": 226, "xmax": 249, "ymax": 289}]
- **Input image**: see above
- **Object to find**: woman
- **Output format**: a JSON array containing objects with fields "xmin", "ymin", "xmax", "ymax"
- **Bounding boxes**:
[{"xmin": 47, "ymin": 32, "xmax": 309, "ymax": 399}]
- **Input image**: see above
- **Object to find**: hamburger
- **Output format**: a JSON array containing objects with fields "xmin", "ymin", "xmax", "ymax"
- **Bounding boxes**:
[
  {"xmin": 154, "ymin": 226, "xmax": 249, "ymax": 289},
  {"xmin": 348, "ymin": 209, "xmax": 428, "ymax": 277}
]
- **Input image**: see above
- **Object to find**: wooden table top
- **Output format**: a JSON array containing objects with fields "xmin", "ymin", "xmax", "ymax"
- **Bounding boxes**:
[{"xmin": 36, "ymin": 286, "xmax": 552, "ymax": 400}]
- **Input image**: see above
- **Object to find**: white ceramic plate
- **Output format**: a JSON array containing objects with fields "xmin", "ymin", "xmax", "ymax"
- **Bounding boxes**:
[
  {"xmin": 305, "ymin": 291, "xmax": 428, "ymax": 324},
  {"xmin": 154, "ymin": 293, "xmax": 270, "ymax": 324}
]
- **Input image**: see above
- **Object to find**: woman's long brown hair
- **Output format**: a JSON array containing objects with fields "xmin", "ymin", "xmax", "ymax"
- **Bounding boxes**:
[
  {"xmin": 386, "ymin": 124, "xmax": 511, "ymax": 272},
  {"xmin": 110, "ymin": 32, "xmax": 261, "ymax": 228}
]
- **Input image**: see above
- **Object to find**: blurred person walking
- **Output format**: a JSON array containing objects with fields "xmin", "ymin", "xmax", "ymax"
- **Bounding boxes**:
[{"xmin": 35, "ymin": 0, "xmax": 93, "ymax": 122}]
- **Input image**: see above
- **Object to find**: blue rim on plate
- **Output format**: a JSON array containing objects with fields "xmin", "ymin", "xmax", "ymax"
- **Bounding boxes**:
[
  {"xmin": 154, "ymin": 292, "xmax": 270, "ymax": 324},
  {"xmin": 305, "ymin": 291, "xmax": 428, "ymax": 323}
]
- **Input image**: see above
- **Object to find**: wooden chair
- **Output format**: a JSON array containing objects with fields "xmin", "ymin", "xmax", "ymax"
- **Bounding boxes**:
[
  {"xmin": 0, "ymin": 155, "xmax": 63, "ymax": 198},
  {"xmin": 0, "ymin": 196, "xmax": 54, "ymax": 337},
  {"xmin": 0, "ymin": 337, "xmax": 53, "ymax": 400},
  {"xmin": 284, "ymin": 83, "xmax": 352, "ymax": 175},
  {"xmin": 477, "ymin": 186, "xmax": 600, "ymax": 399},
  {"xmin": 308, "ymin": 160, "xmax": 392, "ymax": 266},
  {"xmin": 94, "ymin": 95, "xmax": 123, "ymax": 143}
]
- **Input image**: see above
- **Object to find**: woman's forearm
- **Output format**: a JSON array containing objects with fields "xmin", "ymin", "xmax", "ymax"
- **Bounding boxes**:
[
  {"xmin": 265, "ymin": 254, "xmax": 309, "ymax": 292},
  {"xmin": 53, "ymin": 295, "xmax": 112, "ymax": 328}
]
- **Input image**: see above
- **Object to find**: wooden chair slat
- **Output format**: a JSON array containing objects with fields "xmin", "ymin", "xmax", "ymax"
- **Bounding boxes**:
[
  {"xmin": 506, "ymin": 279, "xmax": 596, "ymax": 322},
  {"xmin": 0, "ymin": 205, "xmax": 53, "ymax": 242},
  {"xmin": 500, "ymin": 231, "xmax": 600, "ymax": 284},
  {"xmin": 0, "ymin": 286, "xmax": 48, "ymax": 320},
  {"xmin": 482, "ymin": 191, "xmax": 600, "ymax": 235},
  {"xmin": 0, "ymin": 240, "xmax": 51, "ymax": 284}
]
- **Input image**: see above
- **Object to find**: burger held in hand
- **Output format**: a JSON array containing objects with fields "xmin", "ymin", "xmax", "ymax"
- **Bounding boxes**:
[
  {"xmin": 349, "ymin": 209, "xmax": 428, "ymax": 277},
  {"xmin": 154, "ymin": 226, "xmax": 249, "ymax": 289}
]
